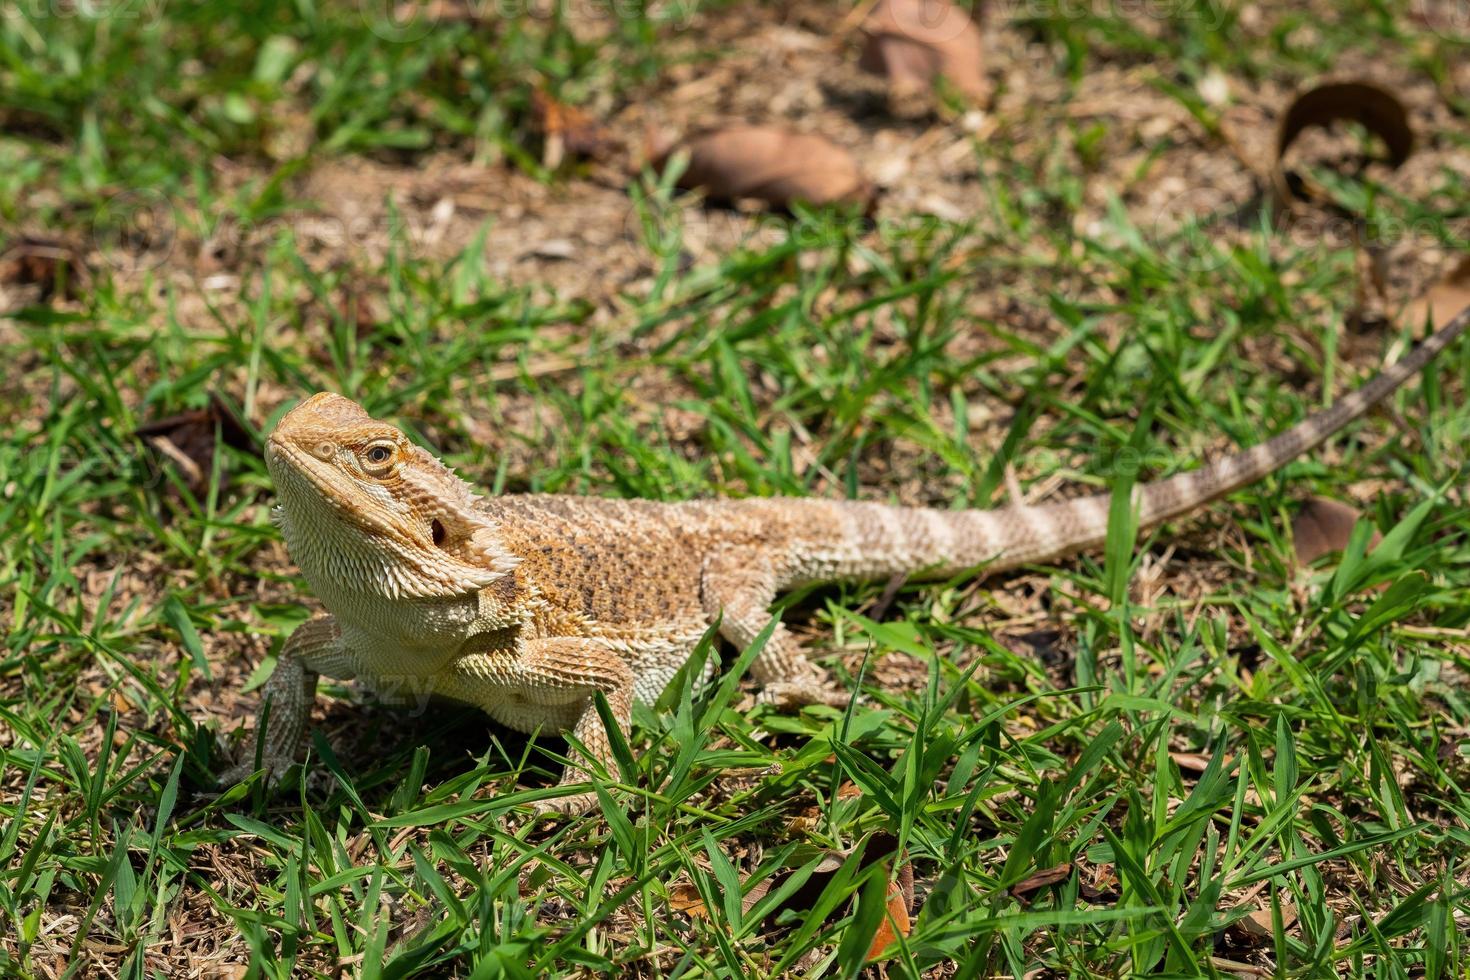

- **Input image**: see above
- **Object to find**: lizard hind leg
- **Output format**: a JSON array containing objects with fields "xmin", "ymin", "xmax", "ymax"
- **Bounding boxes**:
[{"xmin": 700, "ymin": 557, "xmax": 849, "ymax": 710}]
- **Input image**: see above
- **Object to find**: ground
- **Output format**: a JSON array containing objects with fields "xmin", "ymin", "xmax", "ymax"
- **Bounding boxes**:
[{"xmin": 2, "ymin": 0, "xmax": 1470, "ymax": 976}]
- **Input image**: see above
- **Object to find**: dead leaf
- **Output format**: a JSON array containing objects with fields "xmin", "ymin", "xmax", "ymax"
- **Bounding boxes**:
[
  {"xmin": 1010, "ymin": 862, "xmax": 1073, "ymax": 900},
  {"xmin": 1292, "ymin": 496, "xmax": 1379, "ymax": 565},
  {"xmin": 1230, "ymin": 901, "xmax": 1298, "ymax": 941},
  {"xmin": 658, "ymin": 126, "xmax": 874, "ymax": 212},
  {"xmin": 0, "ymin": 235, "xmax": 90, "ymax": 301},
  {"xmin": 859, "ymin": 0, "xmax": 988, "ymax": 102},
  {"xmin": 865, "ymin": 871, "xmax": 913, "ymax": 961},
  {"xmin": 863, "ymin": 832, "xmax": 913, "ymax": 962},
  {"xmin": 1400, "ymin": 255, "xmax": 1470, "ymax": 332},
  {"xmin": 201, "ymin": 965, "xmax": 250, "ymax": 980},
  {"xmin": 134, "ymin": 392, "xmax": 257, "ymax": 495},
  {"xmin": 1272, "ymin": 80, "xmax": 1414, "ymax": 211},
  {"xmin": 1170, "ymin": 751, "xmax": 1233, "ymax": 774},
  {"xmin": 668, "ymin": 882, "xmax": 710, "ymax": 916},
  {"xmin": 531, "ymin": 89, "xmax": 617, "ymax": 169}
]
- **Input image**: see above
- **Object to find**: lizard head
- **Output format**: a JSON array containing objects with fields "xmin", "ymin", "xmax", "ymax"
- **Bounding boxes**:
[{"xmin": 266, "ymin": 392, "xmax": 516, "ymax": 600}]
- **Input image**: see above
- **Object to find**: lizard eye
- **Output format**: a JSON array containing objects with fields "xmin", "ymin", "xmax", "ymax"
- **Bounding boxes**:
[{"xmin": 363, "ymin": 443, "xmax": 395, "ymax": 470}]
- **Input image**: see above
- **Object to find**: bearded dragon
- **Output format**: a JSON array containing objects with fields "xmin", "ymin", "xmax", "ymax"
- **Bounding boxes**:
[{"xmin": 224, "ymin": 308, "xmax": 1469, "ymax": 813}]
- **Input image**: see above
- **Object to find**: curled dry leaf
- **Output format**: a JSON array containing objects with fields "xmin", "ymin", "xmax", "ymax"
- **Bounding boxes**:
[
  {"xmin": 530, "ymin": 89, "xmax": 617, "ymax": 169},
  {"xmin": 1271, "ymin": 80, "xmax": 1414, "ymax": 211},
  {"xmin": 134, "ymin": 392, "xmax": 257, "ymax": 495},
  {"xmin": 1292, "ymin": 496, "xmax": 1379, "ymax": 566},
  {"xmin": 0, "ymin": 235, "xmax": 90, "ymax": 301},
  {"xmin": 1400, "ymin": 255, "xmax": 1470, "ymax": 333},
  {"xmin": 1010, "ymin": 862, "xmax": 1073, "ymax": 901},
  {"xmin": 658, "ymin": 126, "xmax": 873, "ymax": 212},
  {"xmin": 859, "ymin": 0, "xmax": 987, "ymax": 102}
]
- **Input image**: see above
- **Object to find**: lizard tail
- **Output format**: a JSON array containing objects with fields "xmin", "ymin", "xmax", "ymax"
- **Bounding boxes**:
[
  {"xmin": 791, "ymin": 305, "xmax": 1468, "ymax": 584},
  {"xmin": 976, "ymin": 304, "xmax": 1470, "ymax": 573}
]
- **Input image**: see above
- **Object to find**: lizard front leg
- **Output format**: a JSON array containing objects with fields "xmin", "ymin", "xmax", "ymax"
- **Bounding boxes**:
[
  {"xmin": 221, "ymin": 614, "xmax": 355, "ymax": 786},
  {"xmin": 701, "ymin": 553, "xmax": 848, "ymax": 709},
  {"xmin": 452, "ymin": 637, "xmax": 634, "ymax": 816}
]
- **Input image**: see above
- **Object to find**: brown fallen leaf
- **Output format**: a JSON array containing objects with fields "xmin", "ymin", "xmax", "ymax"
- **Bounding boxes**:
[
  {"xmin": 1010, "ymin": 862, "xmax": 1072, "ymax": 901},
  {"xmin": 859, "ymin": 0, "xmax": 988, "ymax": 103},
  {"xmin": 865, "ymin": 865, "xmax": 913, "ymax": 961},
  {"xmin": 1230, "ymin": 901, "xmax": 1298, "ymax": 942},
  {"xmin": 668, "ymin": 855, "xmax": 823, "ymax": 921},
  {"xmin": 1400, "ymin": 255, "xmax": 1470, "ymax": 333},
  {"xmin": 657, "ymin": 126, "xmax": 874, "ymax": 212},
  {"xmin": 134, "ymin": 392, "xmax": 257, "ymax": 495},
  {"xmin": 1292, "ymin": 496, "xmax": 1380, "ymax": 566},
  {"xmin": 530, "ymin": 89, "xmax": 617, "ymax": 169},
  {"xmin": 1272, "ymin": 80, "xmax": 1414, "ymax": 211},
  {"xmin": 862, "ymin": 832, "xmax": 914, "ymax": 962},
  {"xmin": 0, "ymin": 235, "xmax": 90, "ymax": 301},
  {"xmin": 1170, "ymin": 751, "xmax": 1233, "ymax": 774}
]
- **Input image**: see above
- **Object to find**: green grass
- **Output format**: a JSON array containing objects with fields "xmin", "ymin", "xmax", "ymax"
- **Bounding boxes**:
[{"xmin": 3, "ymin": 0, "xmax": 1470, "ymax": 976}]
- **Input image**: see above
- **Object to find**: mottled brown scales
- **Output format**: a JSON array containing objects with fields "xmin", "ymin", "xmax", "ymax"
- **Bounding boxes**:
[{"xmin": 225, "ymin": 307, "xmax": 1470, "ymax": 814}]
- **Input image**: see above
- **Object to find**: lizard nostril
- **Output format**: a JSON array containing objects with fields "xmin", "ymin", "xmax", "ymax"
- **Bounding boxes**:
[{"xmin": 314, "ymin": 441, "xmax": 335, "ymax": 460}]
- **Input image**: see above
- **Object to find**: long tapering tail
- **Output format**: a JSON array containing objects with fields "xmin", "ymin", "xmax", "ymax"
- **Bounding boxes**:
[
  {"xmin": 979, "ymin": 304, "xmax": 1470, "ymax": 571},
  {"xmin": 782, "ymin": 305, "xmax": 1469, "ymax": 585}
]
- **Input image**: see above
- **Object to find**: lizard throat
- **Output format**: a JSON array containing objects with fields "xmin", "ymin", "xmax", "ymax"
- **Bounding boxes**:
[{"xmin": 267, "ymin": 440, "xmax": 513, "ymax": 601}]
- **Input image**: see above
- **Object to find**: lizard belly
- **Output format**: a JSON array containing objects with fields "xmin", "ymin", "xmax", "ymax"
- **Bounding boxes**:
[{"xmin": 480, "ymin": 696, "xmax": 584, "ymax": 735}]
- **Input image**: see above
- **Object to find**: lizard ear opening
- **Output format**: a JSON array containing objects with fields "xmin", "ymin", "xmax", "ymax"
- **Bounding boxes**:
[{"xmin": 430, "ymin": 518, "xmax": 448, "ymax": 549}]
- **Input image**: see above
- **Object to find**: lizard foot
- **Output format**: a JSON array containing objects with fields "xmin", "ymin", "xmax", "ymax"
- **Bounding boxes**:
[
  {"xmin": 217, "ymin": 756, "xmax": 293, "ymax": 791},
  {"xmin": 528, "ymin": 790, "xmax": 601, "ymax": 818},
  {"xmin": 757, "ymin": 681, "xmax": 853, "ymax": 710}
]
